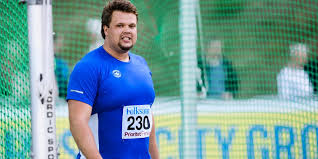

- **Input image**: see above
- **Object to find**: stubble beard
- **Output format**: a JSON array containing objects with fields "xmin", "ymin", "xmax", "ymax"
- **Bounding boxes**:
[{"xmin": 118, "ymin": 42, "xmax": 134, "ymax": 51}]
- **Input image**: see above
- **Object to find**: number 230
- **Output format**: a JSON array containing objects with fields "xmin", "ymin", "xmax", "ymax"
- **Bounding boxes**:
[{"xmin": 127, "ymin": 116, "xmax": 151, "ymax": 130}]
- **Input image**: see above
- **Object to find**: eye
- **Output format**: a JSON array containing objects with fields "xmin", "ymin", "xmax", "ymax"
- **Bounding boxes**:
[
  {"xmin": 117, "ymin": 24, "xmax": 124, "ymax": 28},
  {"xmin": 129, "ymin": 24, "xmax": 136, "ymax": 28}
]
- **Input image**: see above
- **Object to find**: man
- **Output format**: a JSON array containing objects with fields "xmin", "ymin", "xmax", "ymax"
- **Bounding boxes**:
[
  {"xmin": 198, "ymin": 40, "xmax": 238, "ymax": 99},
  {"xmin": 277, "ymin": 43, "xmax": 314, "ymax": 100},
  {"xmin": 67, "ymin": 0, "xmax": 159, "ymax": 158},
  {"xmin": 86, "ymin": 18, "xmax": 104, "ymax": 51}
]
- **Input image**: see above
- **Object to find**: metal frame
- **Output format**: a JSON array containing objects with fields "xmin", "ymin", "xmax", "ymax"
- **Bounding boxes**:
[
  {"xmin": 179, "ymin": 0, "xmax": 198, "ymax": 158},
  {"xmin": 27, "ymin": 0, "xmax": 57, "ymax": 158}
]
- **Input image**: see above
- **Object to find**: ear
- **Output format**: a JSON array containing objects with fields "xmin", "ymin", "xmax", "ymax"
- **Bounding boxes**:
[{"xmin": 103, "ymin": 25, "xmax": 108, "ymax": 36}]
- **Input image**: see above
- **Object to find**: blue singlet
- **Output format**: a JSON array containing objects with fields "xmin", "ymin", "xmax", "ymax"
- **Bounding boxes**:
[{"xmin": 66, "ymin": 46, "xmax": 155, "ymax": 159}]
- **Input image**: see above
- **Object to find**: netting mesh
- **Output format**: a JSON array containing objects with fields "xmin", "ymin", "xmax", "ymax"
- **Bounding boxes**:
[
  {"xmin": 0, "ymin": 1, "xmax": 31, "ymax": 158},
  {"xmin": 197, "ymin": 0, "xmax": 318, "ymax": 98},
  {"xmin": 1, "ymin": 0, "xmax": 318, "ymax": 158}
]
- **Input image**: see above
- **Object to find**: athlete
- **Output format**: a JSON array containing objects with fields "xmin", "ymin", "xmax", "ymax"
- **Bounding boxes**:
[{"xmin": 66, "ymin": 0, "xmax": 159, "ymax": 158}]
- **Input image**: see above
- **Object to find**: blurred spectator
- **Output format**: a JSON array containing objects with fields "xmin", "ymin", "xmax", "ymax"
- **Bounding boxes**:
[
  {"xmin": 53, "ymin": 33, "xmax": 69, "ymax": 98},
  {"xmin": 305, "ymin": 56, "xmax": 318, "ymax": 95},
  {"xmin": 54, "ymin": 57, "xmax": 69, "ymax": 98},
  {"xmin": 198, "ymin": 40, "xmax": 238, "ymax": 99},
  {"xmin": 86, "ymin": 18, "xmax": 104, "ymax": 51},
  {"xmin": 277, "ymin": 43, "xmax": 314, "ymax": 100}
]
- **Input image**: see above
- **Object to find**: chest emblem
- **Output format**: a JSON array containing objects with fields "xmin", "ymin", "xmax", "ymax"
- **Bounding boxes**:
[{"xmin": 112, "ymin": 70, "xmax": 121, "ymax": 78}]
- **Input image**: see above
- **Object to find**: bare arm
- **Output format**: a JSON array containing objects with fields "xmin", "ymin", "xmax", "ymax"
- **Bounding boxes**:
[
  {"xmin": 149, "ymin": 113, "xmax": 159, "ymax": 159},
  {"xmin": 68, "ymin": 100, "xmax": 102, "ymax": 159}
]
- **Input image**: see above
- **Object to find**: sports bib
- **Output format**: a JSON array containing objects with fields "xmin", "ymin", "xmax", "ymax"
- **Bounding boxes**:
[{"xmin": 122, "ymin": 105, "xmax": 152, "ymax": 139}]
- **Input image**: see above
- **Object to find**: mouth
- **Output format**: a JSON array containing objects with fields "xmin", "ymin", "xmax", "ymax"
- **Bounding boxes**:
[
  {"xmin": 121, "ymin": 35, "xmax": 132, "ymax": 42},
  {"xmin": 122, "ymin": 37, "xmax": 131, "ymax": 41}
]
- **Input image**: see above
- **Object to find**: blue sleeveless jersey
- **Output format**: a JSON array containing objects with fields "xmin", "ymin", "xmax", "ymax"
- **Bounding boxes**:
[{"xmin": 66, "ymin": 46, "xmax": 155, "ymax": 159}]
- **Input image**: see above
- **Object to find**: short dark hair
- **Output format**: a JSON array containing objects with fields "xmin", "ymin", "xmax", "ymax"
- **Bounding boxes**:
[{"xmin": 101, "ymin": 0, "xmax": 138, "ymax": 39}]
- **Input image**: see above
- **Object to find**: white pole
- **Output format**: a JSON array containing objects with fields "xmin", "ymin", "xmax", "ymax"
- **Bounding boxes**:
[
  {"xmin": 27, "ymin": 0, "xmax": 57, "ymax": 158},
  {"xmin": 179, "ymin": 0, "xmax": 198, "ymax": 158}
]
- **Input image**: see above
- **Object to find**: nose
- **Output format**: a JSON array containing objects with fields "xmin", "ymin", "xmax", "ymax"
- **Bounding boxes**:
[
  {"xmin": 124, "ymin": 24, "xmax": 136, "ymax": 33},
  {"xmin": 122, "ymin": 25, "xmax": 131, "ymax": 32}
]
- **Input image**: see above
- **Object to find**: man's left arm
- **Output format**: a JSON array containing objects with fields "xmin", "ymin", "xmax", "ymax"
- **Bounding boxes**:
[{"xmin": 149, "ymin": 113, "xmax": 159, "ymax": 159}]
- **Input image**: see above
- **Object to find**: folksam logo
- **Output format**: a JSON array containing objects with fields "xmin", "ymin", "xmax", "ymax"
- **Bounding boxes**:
[{"xmin": 126, "ymin": 106, "xmax": 150, "ymax": 115}]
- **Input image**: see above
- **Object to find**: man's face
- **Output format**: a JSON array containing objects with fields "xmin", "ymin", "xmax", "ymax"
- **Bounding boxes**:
[
  {"xmin": 206, "ymin": 41, "xmax": 222, "ymax": 61},
  {"xmin": 295, "ymin": 51, "xmax": 308, "ymax": 65},
  {"xmin": 104, "ymin": 11, "xmax": 137, "ymax": 53}
]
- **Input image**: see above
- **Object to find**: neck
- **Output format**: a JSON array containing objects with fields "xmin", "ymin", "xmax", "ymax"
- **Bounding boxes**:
[
  {"xmin": 288, "ymin": 63, "xmax": 303, "ymax": 69},
  {"xmin": 207, "ymin": 59, "xmax": 221, "ymax": 66},
  {"xmin": 103, "ymin": 43, "xmax": 129, "ymax": 62}
]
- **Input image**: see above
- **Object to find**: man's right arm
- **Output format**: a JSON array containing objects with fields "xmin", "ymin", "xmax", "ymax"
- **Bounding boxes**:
[{"xmin": 68, "ymin": 99, "xmax": 102, "ymax": 159}]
